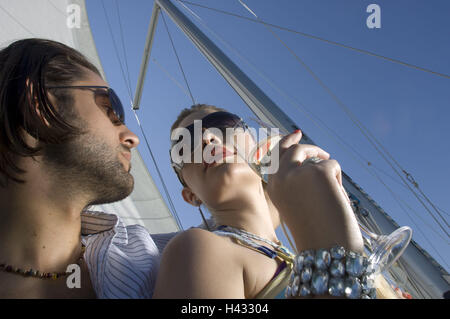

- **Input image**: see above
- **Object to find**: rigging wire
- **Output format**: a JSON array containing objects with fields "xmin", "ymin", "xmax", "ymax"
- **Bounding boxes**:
[
  {"xmin": 439, "ymin": 206, "xmax": 450, "ymax": 218},
  {"xmin": 160, "ymin": 11, "xmax": 196, "ymax": 105},
  {"xmin": 178, "ymin": 0, "xmax": 450, "ymax": 80},
  {"xmin": 101, "ymin": 0, "xmax": 183, "ymax": 230},
  {"xmin": 235, "ymin": 0, "xmax": 450, "ymax": 238},
  {"xmin": 398, "ymin": 260, "xmax": 434, "ymax": 299},
  {"xmin": 385, "ymin": 258, "xmax": 427, "ymax": 299},
  {"xmin": 152, "ymin": 57, "xmax": 195, "ymax": 100},
  {"xmin": 0, "ymin": 4, "xmax": 36, "ymax": 36},
  {"xmin": 101, "ymin": 0, "xmax": 134, "ymax": 101},
  {"xmin": 47, "ymin": 0, "xmax": 66, "ymax": 17},
  {"xmin": 132, "ymin": 111, "xmax": 184, "ymax": 230},
  {"xmin": 115, "ymin": 0, "xmax": 134, "ymax": 98}
]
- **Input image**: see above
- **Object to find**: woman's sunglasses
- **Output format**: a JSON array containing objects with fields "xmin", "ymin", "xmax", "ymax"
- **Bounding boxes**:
[
  {"xmin": 170, "ymin": 111, "xmax": 247, "ymax": 185},
  {"xmin": 46, "ymin": 85, "xmax": 125, "ymax": 125}
]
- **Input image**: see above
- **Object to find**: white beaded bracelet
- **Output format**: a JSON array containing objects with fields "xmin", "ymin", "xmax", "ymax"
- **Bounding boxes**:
[{"xmin": 285, "ymin": 246, "xmax": 377, "ymax": 299}]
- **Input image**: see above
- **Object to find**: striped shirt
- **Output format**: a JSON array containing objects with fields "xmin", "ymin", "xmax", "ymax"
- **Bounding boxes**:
[{"xmin": 81, "ymin": 210, "xmax": 179, "ymax": 298}]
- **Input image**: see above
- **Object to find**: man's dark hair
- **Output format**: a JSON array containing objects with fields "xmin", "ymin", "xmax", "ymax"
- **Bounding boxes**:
[{"xmin": 0, "ymin": 38, "xmax": 102, "ymax": 185}]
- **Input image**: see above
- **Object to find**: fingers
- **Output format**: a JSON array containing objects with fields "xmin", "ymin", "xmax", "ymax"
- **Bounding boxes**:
[
  {"xmin": 278, "ymin": 130, "xmax": 303, "ymax": 157},
  {"xmin": 282, "ymin": 143, "xmax": 330, "ymax": 169},
  {"xmin": 274, "ymin": 131, "xmax": 347, "ymax": 203},
  {"xmin": 277, "ymin": 130, "xmax": 331, "ymax": 164}
]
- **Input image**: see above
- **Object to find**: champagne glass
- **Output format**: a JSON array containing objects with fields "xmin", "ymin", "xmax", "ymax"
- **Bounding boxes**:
[{"xmin": 233, "ymin": 117, "xmax": 413, "ymax": 275}]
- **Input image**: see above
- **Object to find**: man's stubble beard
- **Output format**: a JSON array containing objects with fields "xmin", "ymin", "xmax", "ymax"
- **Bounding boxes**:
[{"xmin": 42, "ymin": 129, "xmax": 134, "ymax": 206}]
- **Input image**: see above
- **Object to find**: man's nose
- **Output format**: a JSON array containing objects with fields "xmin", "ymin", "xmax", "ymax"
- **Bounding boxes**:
[{"xmin": 120, "ymin": 125, "xmax": 140, "ymax": 149}]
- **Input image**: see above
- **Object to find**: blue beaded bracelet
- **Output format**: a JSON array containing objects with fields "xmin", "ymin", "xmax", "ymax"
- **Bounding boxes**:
[{"xmin": 285, "ymin": 246, "xmax": 377, "ymax": 299}]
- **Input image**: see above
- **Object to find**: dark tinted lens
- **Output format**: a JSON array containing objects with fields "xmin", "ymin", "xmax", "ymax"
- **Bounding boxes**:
[
  {"xmin": 94, "ymin": 89, "xmax": 125, "ymax": 125},
  {"xmin": 108, "ymin": 89, "xmax": 125, "ymax": 124}
]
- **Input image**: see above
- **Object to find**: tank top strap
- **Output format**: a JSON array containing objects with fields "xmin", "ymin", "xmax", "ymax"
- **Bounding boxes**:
[{"xmin": 213, "ymin": 228, "xmax": 279, "ymax": 259}]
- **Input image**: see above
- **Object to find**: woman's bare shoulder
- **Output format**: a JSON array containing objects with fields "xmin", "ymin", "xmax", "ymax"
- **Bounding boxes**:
[
  {"xmin": 164, "ymin": 227, "xmax": 235, "ymax": 257},
  {"xmin": 154, "ymin": 228, "xmax": 245, "ymax": 298}
]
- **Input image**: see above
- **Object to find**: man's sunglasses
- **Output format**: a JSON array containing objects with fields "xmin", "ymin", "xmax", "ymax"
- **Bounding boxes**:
[
  {"xmin": 46, "ymin": 85, "xmax": 125, "ymax": 125},
  {"xmin": 170, "ymin": 111, "xmax": 247, "ymax": 185}
]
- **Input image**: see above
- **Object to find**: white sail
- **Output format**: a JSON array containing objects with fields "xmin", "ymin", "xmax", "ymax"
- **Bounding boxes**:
[{"xmin": 0, "ymin": 0, "xmax": 180, "ymax": 234}]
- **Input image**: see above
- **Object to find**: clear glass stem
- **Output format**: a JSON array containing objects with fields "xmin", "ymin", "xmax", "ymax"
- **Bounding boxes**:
[{"xmin": 358, "ymin": 222, "xmax": 413, "ymax": 274}]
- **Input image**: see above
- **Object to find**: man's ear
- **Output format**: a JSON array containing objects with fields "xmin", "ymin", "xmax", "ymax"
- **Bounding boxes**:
[
  {"xmin": 26, "ymin": 79, "xmax": 51, "ymax": 127},
  {"xmin": 181, "ymin": 187, "xmax": 202, "ymax": 207}
]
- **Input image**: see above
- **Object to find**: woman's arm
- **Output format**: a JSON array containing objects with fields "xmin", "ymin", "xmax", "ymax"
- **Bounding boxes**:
[{"xmin": 153, "ymin": 228, "xmax": 245, "ymax": 298}]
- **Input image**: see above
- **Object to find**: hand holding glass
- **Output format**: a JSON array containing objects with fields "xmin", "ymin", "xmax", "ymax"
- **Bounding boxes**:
[{"xmin": 234, "ymin": 117, "xmax": 412, "ymax": 275}]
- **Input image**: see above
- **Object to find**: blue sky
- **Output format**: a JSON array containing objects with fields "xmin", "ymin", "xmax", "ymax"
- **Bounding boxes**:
[{"xmin": 85, "ymin": 0, "xmax": 450, "ymax": 272}]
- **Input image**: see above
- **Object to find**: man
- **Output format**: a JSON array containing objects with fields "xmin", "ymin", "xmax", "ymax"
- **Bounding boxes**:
[{"xmin": 0, "ymin": 38, "xmax": 175, "ymax": 298}]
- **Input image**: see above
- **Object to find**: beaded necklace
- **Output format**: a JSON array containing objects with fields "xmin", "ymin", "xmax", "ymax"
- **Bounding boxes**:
[{"xmin": 0, "ymin": 243, "xmax": 86, "ymax": 280}]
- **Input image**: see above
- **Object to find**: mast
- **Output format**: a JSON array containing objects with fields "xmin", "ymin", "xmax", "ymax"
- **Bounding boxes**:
[
  {"xmin": 133, "ymin": 2, "xmax": 160, "ymax": 110},
  {"xmin": 143, "ymin": 0, "xmax": 448, "ymax": 297}
]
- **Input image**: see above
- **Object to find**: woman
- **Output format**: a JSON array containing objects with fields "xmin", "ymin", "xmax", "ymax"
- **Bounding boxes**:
[{"xmin": 153, "ymin": 104, "xmax": 374, "ymax": 299}]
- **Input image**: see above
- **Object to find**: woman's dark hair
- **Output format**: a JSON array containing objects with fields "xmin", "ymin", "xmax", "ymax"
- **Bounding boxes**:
[{"xmin": 0, "ymin": 38, "xmax": 102, "ymax": 185}]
